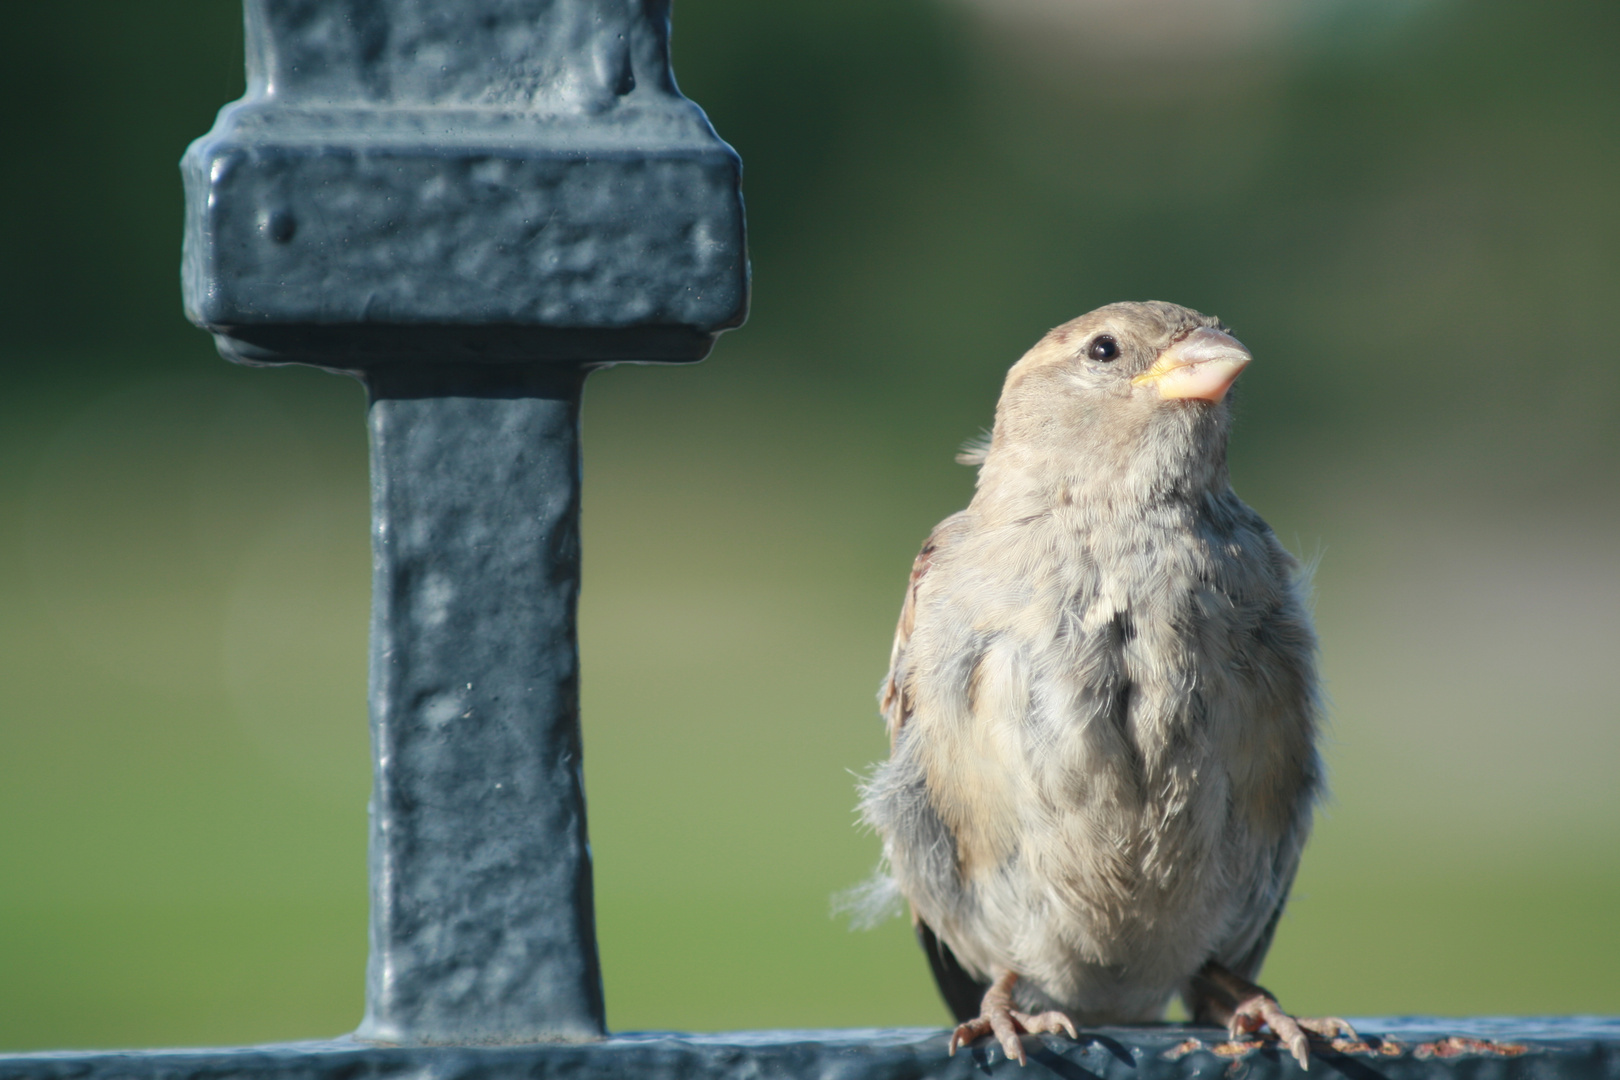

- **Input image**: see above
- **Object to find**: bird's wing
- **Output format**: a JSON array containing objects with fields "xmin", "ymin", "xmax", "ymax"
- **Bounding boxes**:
[
  {"xmin": 879, "ymin": 514, "xmax": 965, "ymax": 751},
  {"xmin": 1205, "ymin": 513, "xmax": 1323, "ymax": 983},
  {"xmin": 1216, "ymin": 808, "xmax": 1311, "ymax": 982},
  {"xmin": 915, "ymin": 910, "xmax": 990, "ymax": 1023}
]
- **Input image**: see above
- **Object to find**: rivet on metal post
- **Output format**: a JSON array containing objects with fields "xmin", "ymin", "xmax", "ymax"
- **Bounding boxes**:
[{"xmin": 180, "ymin": 0, "xmax": 748, "ymax": 1047}]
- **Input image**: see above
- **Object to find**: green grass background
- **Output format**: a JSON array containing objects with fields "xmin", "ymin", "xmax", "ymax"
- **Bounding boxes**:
[{"xmin": 1, "ymin": 0, "xmax": 1616, "ymax": 1050}]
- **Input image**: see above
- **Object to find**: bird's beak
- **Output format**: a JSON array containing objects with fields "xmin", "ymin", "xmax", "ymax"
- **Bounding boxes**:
[{"xmin": 1131, "ymin": 327, "xmax": 1252, "ymax": 403}]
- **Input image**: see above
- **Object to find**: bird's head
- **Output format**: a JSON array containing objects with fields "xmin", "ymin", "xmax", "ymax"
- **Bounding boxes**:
[{"xmin": 979, "ymin": 301, "xmax": 1252, "ymax": 500}]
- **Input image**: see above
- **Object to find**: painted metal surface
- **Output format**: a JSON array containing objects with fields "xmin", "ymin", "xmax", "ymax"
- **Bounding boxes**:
[
  {"xmin": 362, "ymin": 365, "xmax": 599, "ymax": 1043},
  {"xmin": 3, "ymin": 1021, "xmax": 1618, "ymax": 1080},
  {"xmin": 178, "ymin": 0, "xmax": 747, "ymax": 1049},
  {"xmin": 181, "ymin": 0, "xmax": 747, "ymax": 368}
]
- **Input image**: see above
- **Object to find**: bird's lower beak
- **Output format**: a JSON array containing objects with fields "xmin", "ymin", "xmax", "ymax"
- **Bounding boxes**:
[{"xmin": 1131, "ymin": 327, "xmax": 1252, "ymax": 402}]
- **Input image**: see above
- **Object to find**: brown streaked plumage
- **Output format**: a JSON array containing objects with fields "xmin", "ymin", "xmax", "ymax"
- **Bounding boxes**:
[{"xmin": 859, "ymin": 302, "xmax": 1349, "ymax": 1066}]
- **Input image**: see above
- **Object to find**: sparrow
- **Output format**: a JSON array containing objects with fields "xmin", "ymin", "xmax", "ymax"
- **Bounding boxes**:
[{"xmin": 859, "ymin": 301, "xmax": 1349, "ymax": 1067}]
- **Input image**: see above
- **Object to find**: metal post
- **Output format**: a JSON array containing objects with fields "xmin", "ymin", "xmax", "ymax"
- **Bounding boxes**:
[
  {"xmin": 361, "ymin": 364, "xmax": 599, "ymax": 1043},
  {"xmin": 180, "ymin": 0, "xmax": 747, "ymax": 1046}
]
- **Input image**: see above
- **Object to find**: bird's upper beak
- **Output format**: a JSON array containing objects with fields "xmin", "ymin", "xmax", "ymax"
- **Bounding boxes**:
[{"xmin": 1131, "ymin": 327, "xmax": 1251, "ymax": 403}]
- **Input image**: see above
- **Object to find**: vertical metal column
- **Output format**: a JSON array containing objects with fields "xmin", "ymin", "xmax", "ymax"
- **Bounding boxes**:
[
  {"xmin": 362, "ymin": 365, "xmax": 598, "ymax": 1042},
  {"xmin": 180, "ymin": 0, "xmax": 747, "ymax": 1047}
]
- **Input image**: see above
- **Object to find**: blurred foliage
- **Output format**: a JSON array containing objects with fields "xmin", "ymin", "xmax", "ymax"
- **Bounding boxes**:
[{"xmin": 0, "ymin": 0, "xmax": 1616, "ymax": 1052}]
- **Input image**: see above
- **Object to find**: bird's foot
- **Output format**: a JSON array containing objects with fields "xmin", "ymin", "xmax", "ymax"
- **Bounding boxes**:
[
  {"xmin": 947, "ymin": 970, "xmax": 1077, "ymax": 1065},
  {"xmin": 1194, "ymin": 960, "xmax": 1354, "ymax": 1071},
  {"xmin": 1226, "ymin": 995, "xmax": 1357, "ymax": 1070},
  {"xmin": 949, "ymin": 1009, "xmax": 1078, "ymax": 1065}
]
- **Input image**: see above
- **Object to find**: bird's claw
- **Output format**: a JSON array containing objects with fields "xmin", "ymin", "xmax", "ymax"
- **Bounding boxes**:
[
  {"xmin": 1227, "ymin": 996, "xmax": 1357, "ymax": 1070},
  {"xmin": 949, "ymin": 1008, "xmax": 1077, "ymax": 1065}
]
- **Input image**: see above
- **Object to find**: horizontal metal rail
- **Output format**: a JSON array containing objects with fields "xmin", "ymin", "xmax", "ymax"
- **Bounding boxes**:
[{"xmin": 4, "ymin": 1020, "xmax": 1618, "ymax": 1079}]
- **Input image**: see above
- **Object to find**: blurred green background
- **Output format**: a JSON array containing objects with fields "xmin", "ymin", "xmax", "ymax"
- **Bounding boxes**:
[{"xmin": 1, "ymin": 0, "xmax": 1617, "ymax": 1052}]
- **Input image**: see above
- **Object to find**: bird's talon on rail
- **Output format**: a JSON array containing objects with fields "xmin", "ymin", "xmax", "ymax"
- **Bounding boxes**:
[
  {"xmin": 1227, "ymin": 994, "xmax": 1353, "ymax": 1070},
  {"xmin": 949, "ymin": 1008, "xmax": 1076, "ymax": 1065},
  {"xmin": 1303, "ymin": 1017, "xmax": 1359, "ymax": 1041}
]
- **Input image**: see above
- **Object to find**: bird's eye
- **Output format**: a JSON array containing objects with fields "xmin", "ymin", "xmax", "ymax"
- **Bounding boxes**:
[{"xmin": 1087, "ymin": 335, "xmax": 1120, "ymax": 362}]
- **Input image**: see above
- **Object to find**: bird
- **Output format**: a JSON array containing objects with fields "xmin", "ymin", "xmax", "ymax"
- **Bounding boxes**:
[{"xmin": 858, "ymin": 301, "xmax": 1349, "ymax": 1067}]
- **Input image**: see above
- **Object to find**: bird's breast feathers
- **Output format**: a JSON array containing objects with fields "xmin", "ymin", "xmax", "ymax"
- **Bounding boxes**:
[{"xmin": 867, "ymin": 502, "xmax": 1319, "ymax": 1006}]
